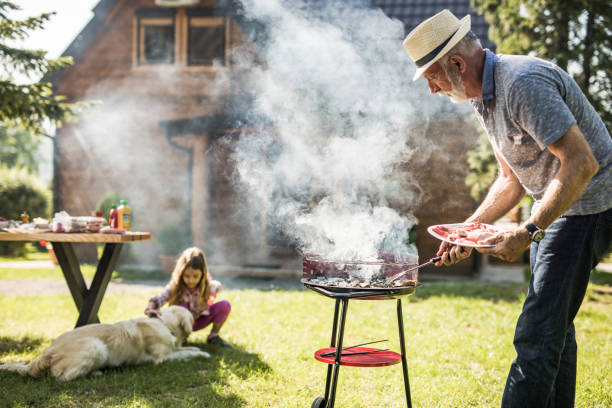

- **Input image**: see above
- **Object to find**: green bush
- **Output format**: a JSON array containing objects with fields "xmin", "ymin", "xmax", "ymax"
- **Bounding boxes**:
[
  {"xmin": 0, "ymin": 165, "xmax": 51, "ymax": 256},
  {"xmin": 157, "ymin": 223, "xmax": 190, "ymax": 255},
  {"xmin": 94, "ymin": 191, "xmax": 134, "ymax": 222}
]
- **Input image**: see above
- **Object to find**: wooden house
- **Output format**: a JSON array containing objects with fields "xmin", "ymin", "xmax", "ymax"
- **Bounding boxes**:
[{"xmin": 52, "ymin": 0, "xmax": 496, "ymax": 276}]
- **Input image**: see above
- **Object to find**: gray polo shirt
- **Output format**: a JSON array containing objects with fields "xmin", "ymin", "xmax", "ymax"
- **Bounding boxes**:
[{"xmin": 471, "ymin": 50, "xmax": 612, "ymax": 216}]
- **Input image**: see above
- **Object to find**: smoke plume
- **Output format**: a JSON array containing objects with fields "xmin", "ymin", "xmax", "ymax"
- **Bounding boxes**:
[{"xmin": 229, "ymin": 0, "xmax": 449, "ymax": 262}]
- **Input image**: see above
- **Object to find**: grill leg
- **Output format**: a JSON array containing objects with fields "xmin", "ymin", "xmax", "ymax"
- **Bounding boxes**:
[
  {"xmin": 397, "ymin": 299, "xmax": 412, "ymax": 408},
  {"xmin": 328, "ymin": 298, "xmax": 349, "ymax": 408},
  {"xmin": 323, "ymin": 299, "xmax": 341, "ymax": 403}
]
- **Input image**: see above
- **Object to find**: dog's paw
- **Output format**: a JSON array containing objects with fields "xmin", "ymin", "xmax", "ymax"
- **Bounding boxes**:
[
  {"xmin": 91, "ymin": 370, "xmax": 103, "ymax": 377},
  {"xmin": 200, "ymin": 351, "xmax": 211, "ymax": 358}
]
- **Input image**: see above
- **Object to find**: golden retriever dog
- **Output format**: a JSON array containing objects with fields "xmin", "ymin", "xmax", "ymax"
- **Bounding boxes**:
[{"xmin": 0, "ymin": 306, "xmax": 210, "ymax": 381}]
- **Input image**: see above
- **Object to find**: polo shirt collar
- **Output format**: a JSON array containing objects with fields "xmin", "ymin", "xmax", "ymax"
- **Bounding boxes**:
[{"xmin": 481, "ymin": 48, "xmax": 498, "ymax": 100}]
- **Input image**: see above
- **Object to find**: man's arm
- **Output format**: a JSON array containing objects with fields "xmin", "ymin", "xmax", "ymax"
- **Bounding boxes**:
[
  {"xmin": 467, "ymin": 149, "xmax": 525, "ymax": 224},
  {"xmin": 437, "ymin": 149, "xmax": 524, "ymax": 266},
  {"xmin": 478, "ymin": 124, "xmax": 599, "ymax": 261},
  {"xmin": 527, "ymin": 124, "xmax": 599, "ymax": 229}
]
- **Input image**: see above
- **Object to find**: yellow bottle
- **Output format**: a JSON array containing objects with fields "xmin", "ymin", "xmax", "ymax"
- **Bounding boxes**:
[{"xmin": 117, "ymin": 200, "xmax": 132, "ymax": 231}]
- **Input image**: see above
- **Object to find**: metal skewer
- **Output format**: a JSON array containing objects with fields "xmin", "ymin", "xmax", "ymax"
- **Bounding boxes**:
[
  {"xmin": 337, "ymin": 349, "xmax": 389, "ymax": 357},
  {"xmin": 319, "ymin": 339, "xmax": 388, "ymax": 357},
  {"xmin": 385, "ymin": 255, "xmax": 442, "ymax": 285}
]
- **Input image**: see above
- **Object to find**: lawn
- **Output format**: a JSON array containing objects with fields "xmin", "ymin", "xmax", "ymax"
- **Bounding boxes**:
[{"xmin": 0, "ymin": 267, "xmax": 610, "ymax": 407}]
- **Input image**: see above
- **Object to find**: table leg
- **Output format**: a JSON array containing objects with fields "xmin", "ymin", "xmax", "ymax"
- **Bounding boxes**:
[
  {"xmin": 397, "ymin": 299, "xmax": 412, "ymax": 408},
  {"xmin": 75, "ymin": 243, "xmax": 123, "ymax": 327},
  {"xmin": 52, "ymin": 242, "xmax": 95, "ymax": 323}
]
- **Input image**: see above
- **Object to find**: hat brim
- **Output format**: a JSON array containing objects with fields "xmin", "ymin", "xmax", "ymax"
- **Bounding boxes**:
[{"xmin": 412, "ymin": 15, "xmax": 471, "ymax": 81}]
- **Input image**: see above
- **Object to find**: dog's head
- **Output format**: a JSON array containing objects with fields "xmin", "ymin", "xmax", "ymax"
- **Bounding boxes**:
[{"xmin": 159, "ymin": 306, "xmax": 194, "ymax": 345}]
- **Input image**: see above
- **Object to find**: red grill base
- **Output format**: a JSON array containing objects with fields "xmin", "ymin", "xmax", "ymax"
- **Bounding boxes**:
[{"xmin": 314, "ymin": 347, "xmax": 401, "ymax": 367}]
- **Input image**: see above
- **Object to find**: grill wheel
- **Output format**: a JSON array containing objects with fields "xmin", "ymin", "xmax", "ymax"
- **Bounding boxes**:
[{"xmin": 311, "ymin": 396, "xmax": 326, "ymax": 408}]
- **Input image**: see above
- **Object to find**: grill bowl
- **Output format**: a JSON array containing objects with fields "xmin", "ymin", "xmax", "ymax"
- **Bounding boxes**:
[{"xmin": 302, "ymin": 252, "xmax": 419, "ymax": 287}]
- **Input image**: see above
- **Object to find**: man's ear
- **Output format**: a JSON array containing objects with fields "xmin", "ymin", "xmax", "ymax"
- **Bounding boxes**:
[{"xmin": 449, "ymin": 55, "xmax": 466, "ymax": 74}]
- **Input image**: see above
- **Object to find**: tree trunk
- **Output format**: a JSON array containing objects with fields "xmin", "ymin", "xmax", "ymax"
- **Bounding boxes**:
[
  {"xmin": 582, "ymin": 9, "xmax": 594, "ymax": 93},
  {"xmin": 556, "ymin": 7, "xmax": 569, "ymax": 72}
]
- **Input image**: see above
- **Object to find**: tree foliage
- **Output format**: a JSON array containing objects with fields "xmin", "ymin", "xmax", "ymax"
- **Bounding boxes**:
[
  {"xmin": 465, "ymin": 125, "xmax": 497, "ymax": 201},
  {"xmin": 0, "ymin": 1, "xmax": 94, "ymax": 135},
  {"xmin": 466, "ymin": 0, "xmax": 611, "ymax": 201},
  {"xmin": 472, "ymin": 0, "xmax": 611, "ymax": 131},
  {"xmin": 0, "ymin": 124, "xmax": 43, "ymax": 173}
]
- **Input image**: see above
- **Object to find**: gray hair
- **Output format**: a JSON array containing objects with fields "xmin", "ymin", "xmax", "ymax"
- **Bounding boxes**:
[{"xmin": 442, "ymin": 31, "xmax": 481, "ymax": 62}]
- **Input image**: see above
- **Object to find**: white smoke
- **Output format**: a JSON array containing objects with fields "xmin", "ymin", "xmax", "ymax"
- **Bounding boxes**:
[{"xmin": 229, "ymin": 0, "xmax": 448, "ymax": 262}]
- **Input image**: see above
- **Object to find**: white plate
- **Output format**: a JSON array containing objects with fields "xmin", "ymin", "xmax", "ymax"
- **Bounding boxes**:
[{"xmin": 427, "ymin": 223, "xmax": 504, "ymax": 248}]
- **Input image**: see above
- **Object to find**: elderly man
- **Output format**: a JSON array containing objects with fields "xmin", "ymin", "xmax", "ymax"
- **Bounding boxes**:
[{"xmin": 403, "ymin": 9, "xmax": 612, "ymax": 408}]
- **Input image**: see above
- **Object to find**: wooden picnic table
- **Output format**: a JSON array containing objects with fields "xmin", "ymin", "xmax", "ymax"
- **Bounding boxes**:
[{"xmin": 0, "ymin": 231, "xmax": 150, "ymax": 327}]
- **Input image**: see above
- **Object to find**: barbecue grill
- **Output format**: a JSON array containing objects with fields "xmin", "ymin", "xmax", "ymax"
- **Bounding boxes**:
[{"xmin": 302, "ymin": 253, "xmax": 421, "ymax": 408}]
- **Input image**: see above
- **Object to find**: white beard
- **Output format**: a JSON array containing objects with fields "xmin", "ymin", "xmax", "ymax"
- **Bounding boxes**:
[
  {"xmin": 440, "ymin": 60, "xmax": 469, "ymax": 103},
  {"xmin": 443, "ymin": 89, "xmax": 468, "ymax": 103}
]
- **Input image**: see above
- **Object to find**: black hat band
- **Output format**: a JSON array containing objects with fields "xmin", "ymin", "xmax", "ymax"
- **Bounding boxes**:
[{"xmin": 414, "ymin": 28, "xmax": 459, "ymax": 68}]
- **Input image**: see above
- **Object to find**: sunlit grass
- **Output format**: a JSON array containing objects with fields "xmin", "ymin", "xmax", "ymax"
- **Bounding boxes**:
[{"xmin": 0, "ymin": 282, "xmax": 610, "ymax": 407}]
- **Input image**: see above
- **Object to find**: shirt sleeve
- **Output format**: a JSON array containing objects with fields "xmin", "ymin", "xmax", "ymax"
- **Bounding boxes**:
[
  {"xmin": 148, "ymin": 288, "xmax": 170, "ymax": 309},
  {"xmin": 506, "ymin": 72, "xmax": 577, "ymax": 150}
]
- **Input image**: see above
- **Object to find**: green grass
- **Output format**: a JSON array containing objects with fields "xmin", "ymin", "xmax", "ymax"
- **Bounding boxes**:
[
  {"xmin": 0, "ymin": 243, "xmax": 50, "ymax": 262},
  {"xmin": 0, "ymin": 281, "xmax": 610, "ymax": 407}
]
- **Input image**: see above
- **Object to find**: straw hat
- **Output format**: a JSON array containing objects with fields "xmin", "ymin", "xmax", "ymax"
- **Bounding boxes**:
[{"xmin": 403, "ymin": 9, "xmax": 471, "ymax": 80}]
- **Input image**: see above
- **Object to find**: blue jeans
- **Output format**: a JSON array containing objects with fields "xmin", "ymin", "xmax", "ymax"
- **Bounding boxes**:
[{"xmin": 502, "ymin": 207, "xmax": 612, "ymax": 408}]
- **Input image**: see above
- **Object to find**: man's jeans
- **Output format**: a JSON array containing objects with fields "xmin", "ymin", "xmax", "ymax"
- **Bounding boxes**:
[{"xmin": 501, "ymin": 207, "xmax": 612, "ymax": 408}]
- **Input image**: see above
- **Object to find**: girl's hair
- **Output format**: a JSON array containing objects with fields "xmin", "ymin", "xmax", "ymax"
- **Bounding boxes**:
[{"xmin": 166, "ymin": 247, "xmax": 210, "ymax": 313}]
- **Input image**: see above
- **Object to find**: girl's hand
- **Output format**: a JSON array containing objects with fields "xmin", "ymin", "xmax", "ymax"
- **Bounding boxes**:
[
  {"xmin": 144, "ymin": 302, "xmax": 161, "ymax": 317},
  {"xmin": 144, "ymin": 308, "xmax": 161, "ymax": 318},
  {"xmin": 210, "ymin": 280, "xmax": 222, "ymax": 296}
]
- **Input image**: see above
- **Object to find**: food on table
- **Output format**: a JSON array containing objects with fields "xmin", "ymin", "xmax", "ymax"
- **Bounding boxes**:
[
  {"xmin": 429, "ymin": 222, "xmax": 502, "ymax": 247},
  {"xmin": 51, "ymin": 211, "xmax": 106, "ymax": 233},
  {"xmin": 32, "ymin": 217, "xmax": 50, "ymax": 230},
  {"xmin": 100, "ymin": 226, "xmax": 125, "ymax": 234}
]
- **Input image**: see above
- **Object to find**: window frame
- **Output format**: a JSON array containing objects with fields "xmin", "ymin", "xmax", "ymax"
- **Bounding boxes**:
[
  {"xmin": 137, "ymin": 17, "xmax": 176, "ymax": 65},
  {"xmin": 133, "ymin": 8, "xmax": 230, "ymax": 71},
  {"xmin": 185, "ymin": 16, "xmax": 228, "ymax": 68}
]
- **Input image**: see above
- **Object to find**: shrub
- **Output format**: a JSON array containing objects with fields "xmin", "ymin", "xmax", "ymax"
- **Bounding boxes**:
[
  {"xmin": 157, "ymin": 224, "xmax": 191, "ymax": 255},
  {"xmin": 95, "ymin": 191, "xmax": 120, "ymax": 220},
  {"xmin": 0, "ymin": 165, "xmax": 51, "ymax": 256}
]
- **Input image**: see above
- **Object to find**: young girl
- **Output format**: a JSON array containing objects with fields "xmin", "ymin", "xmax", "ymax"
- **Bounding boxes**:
[{"xmin": 144, "ymin": 247, "xmax": 231, "ymax": 347}]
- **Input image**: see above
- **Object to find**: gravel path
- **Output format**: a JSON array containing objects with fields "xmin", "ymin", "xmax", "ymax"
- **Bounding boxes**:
[
  {"xmin": 0, "ymin": 280, "xmax": 165, "ymax": 296},
  {"xmin": 0, "ymin": 260, "xmax": 305, "ymax": 296}
]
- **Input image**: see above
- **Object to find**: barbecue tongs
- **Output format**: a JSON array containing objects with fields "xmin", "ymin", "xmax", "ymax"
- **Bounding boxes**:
[{"xmin": 385, "ymin": 255, "xmax": 443, "ymax": 285}]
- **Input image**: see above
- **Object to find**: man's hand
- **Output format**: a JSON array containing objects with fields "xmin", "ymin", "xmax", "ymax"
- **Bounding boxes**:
[
  {"xmin": 435, "ymin": 240, "xmax": 472, "ymax": 266},
  {"xmin": 476, "ymin": 227, "xmax": 531, "ymax": 261}
]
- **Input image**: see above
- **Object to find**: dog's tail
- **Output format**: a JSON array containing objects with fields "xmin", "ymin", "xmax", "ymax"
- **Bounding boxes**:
[{"xmin": 0, "ymin": 353, "xmax": 52, "ymax": 378}]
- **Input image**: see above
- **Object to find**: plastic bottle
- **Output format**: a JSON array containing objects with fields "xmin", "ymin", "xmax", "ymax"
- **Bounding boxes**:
[
  {"xmin": 109, "ymin": 205, "xmax": 119, "ymax": 228},
  {"xmin": 117, "ymin": 200, "xmax": 132, "ymax": 231}
]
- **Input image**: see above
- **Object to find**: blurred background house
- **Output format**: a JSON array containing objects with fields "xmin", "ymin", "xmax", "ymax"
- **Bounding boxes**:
[{"xmin": 51, "ymin": 0, "xmax": 497, "ymax": 277}]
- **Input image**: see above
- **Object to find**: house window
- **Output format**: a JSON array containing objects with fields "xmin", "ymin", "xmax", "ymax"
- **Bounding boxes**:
[
  {"xmin": 139, "ymin": 18, "xmax": 175, "ymax": 64},
  {"xmin": 188, "ymin": 17, "xmax": 226, "ymax": 66},
  {"xmin": 134, "ymin": 8, "xmax": 229, "ymax": 69}
]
